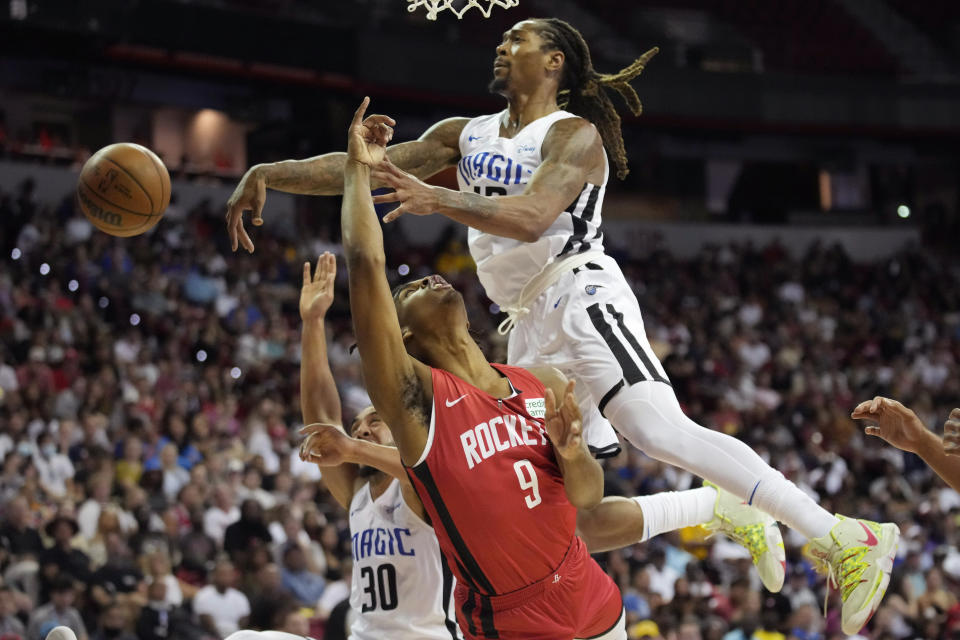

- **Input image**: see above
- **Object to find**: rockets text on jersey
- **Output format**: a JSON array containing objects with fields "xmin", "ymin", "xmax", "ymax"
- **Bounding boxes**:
[{"xmin": 405, "ymin": 364, "xmax": 577, "ymax": 597}]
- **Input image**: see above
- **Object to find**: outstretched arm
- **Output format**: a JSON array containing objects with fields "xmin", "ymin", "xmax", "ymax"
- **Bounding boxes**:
[
  {"xmin": 341, "ymin": 98, "xmax": 434, "ymax": 466},
  {"xmin": 532, "ymin": 368, "xmax": 604, "ymax": 509},
  {"xmin": 299, "ymin": 253, "xmax": 358, "ymax": 509},
  {"xmin": 226, "ymin": 118, "xmax": 466, "ymax": 252},
  {"xmin": 372, "ymin": 118, "xmax": 604, "ymax": 242},
  {"xmin": 852, "ymin": 398, "xmax": 960, "ymax": 492}
]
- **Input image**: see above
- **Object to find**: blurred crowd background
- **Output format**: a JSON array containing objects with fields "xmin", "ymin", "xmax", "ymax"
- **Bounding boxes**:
[
  {"xmin": 0, "ymin": 174, "xmax": 958, "ymax": 640},
  {"xmin": 4, "ymin": 0, "xmax": 960, "ymax": 639}
]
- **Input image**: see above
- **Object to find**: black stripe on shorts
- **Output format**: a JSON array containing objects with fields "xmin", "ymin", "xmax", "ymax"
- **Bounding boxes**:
[
  {"xmin": 605, "ymin": 304, "xmax": 670, "ymax": 385},
  {"xmin": 460, "ymin": 592, "xmax": 478, "ymax": 637},
  {"xmin": 440, "ymin": 555, "xmax": 460, "ymax": 639},
  {"xmin": 478, "ymin": 595, "xmax": 499, "ymax": 638},
  {"xmin": 411, "ymin": 463, "xmax": 496, "ymax": 594},
  {"xmin": 586, "ymin": 303, "xmax": 645, "ymax": 384},
  {"xmin": 588, "ymin": 441, "xmax": 622, "ymax": 459},
  {"xmin": 598, "ymin": 379, "xmax": 625, "ymax": 417}
]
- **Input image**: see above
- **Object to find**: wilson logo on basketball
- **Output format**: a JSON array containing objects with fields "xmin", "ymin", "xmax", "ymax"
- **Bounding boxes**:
[
  {"xmin": 77, "ymin": 188, "xmax": 122, "ymax": 227},
  {"xmin": 76, "ymin": 142, "xmax": 170, "ymax": 237}
]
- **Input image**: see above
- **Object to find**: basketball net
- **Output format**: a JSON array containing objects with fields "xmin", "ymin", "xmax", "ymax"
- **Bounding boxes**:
[{"xmin": 407, "ymin": 0, "xmax": 519, "ymax": 20}]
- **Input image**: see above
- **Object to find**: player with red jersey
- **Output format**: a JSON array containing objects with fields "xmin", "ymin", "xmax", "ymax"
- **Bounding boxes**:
[{"xmin": 340, "ymin": 97, "xmax": 625, "ymax": 639}]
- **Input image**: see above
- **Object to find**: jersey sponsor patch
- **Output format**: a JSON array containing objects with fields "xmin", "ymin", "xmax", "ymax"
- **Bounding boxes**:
[{"xmin": 525, "ymin": 397, "xmax": 546, "ymax": 419}]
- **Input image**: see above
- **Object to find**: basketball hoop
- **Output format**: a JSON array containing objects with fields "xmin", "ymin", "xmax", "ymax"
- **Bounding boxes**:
[{"xmin": 407, "ymin": 0, "xmax": 520, "ymax": 21}]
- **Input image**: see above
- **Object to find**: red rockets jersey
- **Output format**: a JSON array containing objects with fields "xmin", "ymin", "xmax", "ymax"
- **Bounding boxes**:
[{"xmin": 405, "ymin": 363, "xmax": 577, "ymax": 596}]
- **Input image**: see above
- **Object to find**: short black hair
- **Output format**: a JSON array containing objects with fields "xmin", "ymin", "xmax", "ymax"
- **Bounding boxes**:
[{"xmin": 51, "ymin": 575, "xmax": 75, "ymax": 593}]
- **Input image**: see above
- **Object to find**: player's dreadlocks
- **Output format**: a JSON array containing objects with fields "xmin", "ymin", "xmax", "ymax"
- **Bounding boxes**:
[{"xmin": 532, "ymin": 18, "xmax": 658, "ymax": 180}]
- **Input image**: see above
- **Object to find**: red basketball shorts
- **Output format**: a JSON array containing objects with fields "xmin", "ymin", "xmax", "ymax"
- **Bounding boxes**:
[{"xmin": 454, "ymin": 536, "xmax": 624, "ymax": 640}]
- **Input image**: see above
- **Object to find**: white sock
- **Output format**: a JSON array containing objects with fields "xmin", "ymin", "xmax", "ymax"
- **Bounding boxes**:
[
  {"xmin": 634, "ymin": 486, "xmax": 717, "ymax": 542},
  {"xmin": 750, "ymin": 470, "xmax": 838, "ymax": 539}
]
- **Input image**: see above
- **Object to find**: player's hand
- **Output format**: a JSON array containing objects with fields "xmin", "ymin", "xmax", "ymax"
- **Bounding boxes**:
[
  {"xmin": 299, "ymin": 423, "xmax": 356, "ymax": 466},
  {"xmin": 944, "ymin": 408, "xmax": 960, "ymax": 456},
  {"xmin": 544, "ymin": 380, "xmax": 585, "ymax": 460},
  {"xmin": 851, "ymin": 396, "xmax": 927, "ymax": 454},
  {"xmin": 347, "ymin": 97, "xmax": 395, "ymax": 168},
  {"xmin": 300, "ymin": 252, "xmax": 337, "ymax": 322},
  {"xmin": 371, "ymin": 158, "xmax": 439, "ymax": 222},
  {"xmin": 226, "ymin": 165, "xmax": 267, "ymax": 253}
]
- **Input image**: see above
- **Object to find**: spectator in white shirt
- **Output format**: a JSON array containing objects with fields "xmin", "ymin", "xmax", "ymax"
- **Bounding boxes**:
[
  {"xmin": 645, "ymin": 548, "xmax": 681, "ymax": 604},
  {"xmin": 77, "ymin": 474, "xmax": 114, "ymax": 540},
  {"xmin": 193, "ymin": 559, "xmax": 250, "ymax": 639},
  {"xmin": 203, "ymin": 484, "xmax": 239, "ymax": 546},
  {"xmin": 34, "ymin": 432, "xmax": 74, "ymax": 499},
  {"xmin": 159, "ymin": 444, "xmax": 189, "ymax": 500},
  {"xmin": 0, "ymin": 352, "xmax": 18, "ymax": 393}
]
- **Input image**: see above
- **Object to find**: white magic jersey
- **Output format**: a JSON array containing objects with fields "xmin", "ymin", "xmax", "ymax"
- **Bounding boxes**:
[
  {"xmin": 348, "ymin": 478, "xmax": 460, "ymax": 640},
  {"xmin": 459, "ymin": 109, "xmax": 609, "ymax": 307}
]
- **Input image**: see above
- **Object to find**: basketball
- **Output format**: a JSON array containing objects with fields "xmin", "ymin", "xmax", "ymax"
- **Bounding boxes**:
[{"xmin": 77, "ymin": 143, "xmax": 171, "ymax": 237}]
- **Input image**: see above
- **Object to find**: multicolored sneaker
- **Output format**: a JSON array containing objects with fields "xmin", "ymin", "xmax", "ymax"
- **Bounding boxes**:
[
  {"xmin": 806, "ymin": 515, "xmax": 899, "ymax": 635},
  {"xmin": 702, "ymin": 481, "xmax": 786, "ymax": 593}
]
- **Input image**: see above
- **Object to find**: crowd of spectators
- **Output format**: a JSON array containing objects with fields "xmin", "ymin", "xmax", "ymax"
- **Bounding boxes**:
[{"xmin": 0, "ymin": 173, "xmax": 958, "ymax": 640}]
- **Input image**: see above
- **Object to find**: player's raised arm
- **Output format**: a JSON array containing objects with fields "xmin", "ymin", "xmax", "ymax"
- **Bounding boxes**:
[
  {"xmin": 372, "ymin": 117, "xmax": 603, "ymax": 242},
  {"xmin": 225, "ymin": 117, "xmax": 467, "ymax": 253},
  {"xmin": 852, "ymin": 397, "xmax": 960, "ymax": 492},
  {"xmin": 341, "ymin": 98, "xmax": 434, "ymax": 466},
  {"xmin": 298, "ymin": 252, "xmax": 360, "ymax": 508},
  {"xmin": 533, "ymin": 368, "xmax": 603, "ymax": 509}
]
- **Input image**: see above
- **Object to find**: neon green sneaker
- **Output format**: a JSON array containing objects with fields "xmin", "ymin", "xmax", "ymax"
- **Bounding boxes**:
[
  {"xmin": 702, "ymin": 481, "xmax": 786, "ymax": 593},
  {"xmin": 806, "ymin": 515, "xmax": 899, "ymax": 635}
]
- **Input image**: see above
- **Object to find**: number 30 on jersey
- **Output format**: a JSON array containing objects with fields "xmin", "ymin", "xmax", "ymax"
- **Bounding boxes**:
[{"xmin": 360, "ymin": 563, "xmax": 398, "ymax": 612}]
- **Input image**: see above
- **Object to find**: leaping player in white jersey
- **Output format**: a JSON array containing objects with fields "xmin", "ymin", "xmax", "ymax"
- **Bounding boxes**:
[{"xmin": 226, "ymin": 17, "xmax": 898, "ymax": 635}]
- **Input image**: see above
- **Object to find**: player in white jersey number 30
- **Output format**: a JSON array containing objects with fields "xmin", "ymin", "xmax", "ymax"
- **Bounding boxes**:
[
  {"xmin": 226, "ymin": 17, "xmax": 898, "ymax": 636},
  {"xmin": 219, "ymin": 254, "xmax": 461, "ymax": 640}
]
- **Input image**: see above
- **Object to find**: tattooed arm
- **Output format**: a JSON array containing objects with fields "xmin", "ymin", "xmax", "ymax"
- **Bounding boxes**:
[
  {"xmin": 226, "ymin": 117, "xmax": 466, "ymax": 252},
  {"xmin": 261, "ymin": 117, "xmax": 465, "ymax": 195},
  {"xmin": 372, "ymin": 117, "xmax": 603, "ymax": 242}
]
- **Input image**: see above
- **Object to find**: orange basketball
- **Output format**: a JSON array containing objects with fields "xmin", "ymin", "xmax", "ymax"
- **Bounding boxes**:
[{"xmin": 77, "ymin": 143, "xmax": 171, "ymax": 237}]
